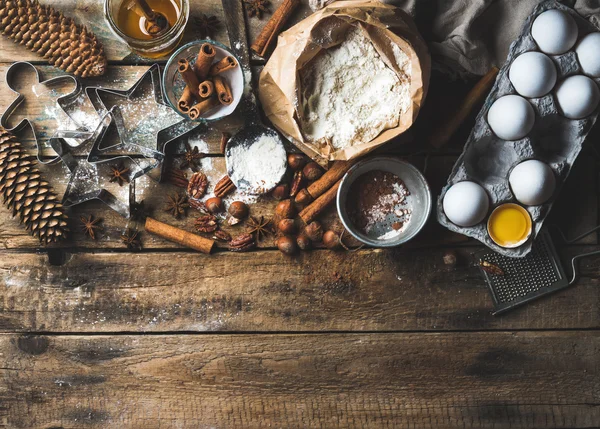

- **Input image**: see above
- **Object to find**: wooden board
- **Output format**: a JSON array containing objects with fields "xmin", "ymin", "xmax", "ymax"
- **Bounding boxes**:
[
  {"xmin": 2, "ymin": 332, "xmax": 599, "ymax": 428},
  {"xmin": 1, "ymin": 246, "xmax": 598, "ymax": 333}
]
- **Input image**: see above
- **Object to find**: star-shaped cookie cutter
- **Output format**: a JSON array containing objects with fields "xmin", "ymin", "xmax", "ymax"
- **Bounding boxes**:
[
  {"xmin": 0, "ymin": 61, "xmax": 87, "ymax": 164},
  {"xmin": 85, "ymin": 64, "xmax": 206, "ymax": 180},
  {"xmin": 51, "ymin": 108, "xmax": 159, "ymax": 218}
]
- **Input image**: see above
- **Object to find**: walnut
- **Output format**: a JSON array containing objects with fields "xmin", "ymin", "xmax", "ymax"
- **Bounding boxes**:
[{"xmin": 194, "ymin": 214, "xmax": 218, "ymax": 233}]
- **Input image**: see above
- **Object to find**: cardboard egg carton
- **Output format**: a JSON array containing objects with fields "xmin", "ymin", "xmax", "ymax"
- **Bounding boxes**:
[{"xmin": 437, "ymin": 0, "xmax": 600, "ymax": 257}]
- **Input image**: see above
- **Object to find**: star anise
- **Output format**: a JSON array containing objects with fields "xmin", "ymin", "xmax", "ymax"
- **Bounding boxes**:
[
  {"xmin": 109, "ymin": 163, "xmax": 130, "ymax": 186},
  {"xmin": 243, "ymin": 0, "xmax": 270, "ymax": 18},
  {"xmin": 164, "ymin": 192, "xmax": 189, "ymax": 218},
  {"xmin": 121, "ymin": 228, "xmax": 142, "ymax": 250},
  {"xmin": 130, "ymin": 200, "xmax": 151, "ymax": 222},
  {"xmin": 80, "ymin": 214, "xmax": 103, "ymax": 240},
  {"xmin": 246, "ymin": 216, "xmax": 273, "ymax": 242},
  {"xmin": 194, "ymin": 13, "xmax": 220, "ymax": 39},
  {"xmin": 180, "ymin": 142, "xmax": 205, "ymax": 172}
]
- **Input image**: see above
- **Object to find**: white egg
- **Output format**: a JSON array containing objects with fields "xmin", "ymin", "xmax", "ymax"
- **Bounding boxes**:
[
  {"xmin": 509, "ymin": 52, "xmax": 557, "ymax": 98},
  {"xmin": 555, "ymin": 75, "xmax": 600, "ymax": 119},
  {"xmin": 576, "ymin": 32, "xmax": 600, "ymax": 77},
  {"xmin": 531, "ymin": 9, "xmax": 578, "ymax": 55},
  {"xmin": 487, "ymin": 95, "xmax": 535, "ymax": 140},
  {"xmin": 509, "ymin": 160, "xmax": 556, "ymax": 206},
  {"xmin": 443, "ymin": 181, "xmax": 489, "ymax": 227}
]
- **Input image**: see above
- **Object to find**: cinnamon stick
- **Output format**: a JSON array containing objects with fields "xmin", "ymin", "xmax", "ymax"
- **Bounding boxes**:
[
  {"xmin": 251, "ymin": 0, "xmax": 300, "ymax": 57},
  {"xmin": 189, "ymin": 96, "xmax": 220, "ymax": 120},
  {"xmin": 430, "ymin": 67, "xmax": 499, "ymax": 148},
  {"xmin": 178, "ymin": 58, "xmax": 201, "ymax": 97},
  {"xmin": 298, "ymin": 178, "xmax": 341, "ymax": 224},
  {"xmin": 209, "ymin": 56, "xmax": 238, "ymax": 75},
  {"xmin": 295, "ymin": 160, "xmax": 357, "ymax": 205},
  {"xmin": 195, "ymin": 43, "xmax": 216, "ymax": 80},
  {"xmin": 198, "ymin": 80, "xmax": 214, "ymax": 98},
  {"xmin": 213, "ymin": 75, "xmax": 233, "ymax": 105},
  {"xmin": 178, "ymin": 87, "xmax": 195, "ymax": 113},
  {"xmin": 145, "ymin": 217, "xmax": 214, "ymax": 254}
]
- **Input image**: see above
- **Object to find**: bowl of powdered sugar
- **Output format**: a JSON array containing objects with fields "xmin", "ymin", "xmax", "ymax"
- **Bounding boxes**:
[{"xmin": 337, "ymin": 157, "xmax": 432, "ymax": 247}]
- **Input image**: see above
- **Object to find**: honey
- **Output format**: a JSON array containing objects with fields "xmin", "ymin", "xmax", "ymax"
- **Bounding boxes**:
[
  {"xmin": 487, "ymin": 203, "xmax": 532, "ymax": 248},
  {"xmin": 116, "ymin": 0, "xmax": 181, "ymax": 40}
]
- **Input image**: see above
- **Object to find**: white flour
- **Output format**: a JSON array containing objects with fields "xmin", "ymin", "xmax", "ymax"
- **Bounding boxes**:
[
  {"xmin": 299, "ymin": 26, "xmax": 411, "ymax": 150},
  {"xmin": 228, "ymin": 134, "xmax": 287, "ymax": 194}
]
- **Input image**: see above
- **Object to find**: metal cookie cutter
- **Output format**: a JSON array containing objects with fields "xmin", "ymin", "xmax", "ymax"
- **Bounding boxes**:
[
  {"xmin": 51, "ymin": 108, "xmax": 158, "ymax": 218},
  {"xmin": 85, "ymin": 64, "xmax": 206, "ymax": 180},
  {"xmin": 0, "ymin": 61, "xmax": 85, "ymax": 164}
]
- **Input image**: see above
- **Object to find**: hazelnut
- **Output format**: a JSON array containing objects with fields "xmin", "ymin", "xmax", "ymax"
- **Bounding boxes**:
[
  {"xmin": 205, "ymin": 197, "xmax": 223, "ymax": 214},
  {"xmin": 323, "ymin": 230, "xmax": 341, "ymax": 250},
  {"xmin": 276, "ymin": 235, "xmax": 297, "ymax": 255},
  {"xmin": 304, "ymin": 221, "xmax": 323, "ymax": 242},
  {"xmin": 297, "ymin": 234, "xmax": 311, "ymax": 251},
  {"xmin": 228, "ymin": 201, "xmax": 249, "ymax": 219},
  {"xmin": 287, "ymin": 153, "xmax": 308, "ymax": 171},
  {"xmin": 271, "ymin": 183, "xmax": 290, "ymax": 200},
  {"xmin": 275, "ymin": 199, "xmax": 296, "ymax": 219},
  {"xmin": 278, "ymin": 218, "xmax": 296, "ymax": 235},
  {"xmin": 294, "ymin": 189, "xmax": 313, "ymax": 206},
  {"xmin": 303, "ymin": 162, "xmax": 323, "ymax": 181}
]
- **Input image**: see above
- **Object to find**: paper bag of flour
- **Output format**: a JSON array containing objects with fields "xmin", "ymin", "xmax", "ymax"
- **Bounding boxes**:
[{"xmin": 258, "ymin": 1, "xmax": 430, "ymax": 166}]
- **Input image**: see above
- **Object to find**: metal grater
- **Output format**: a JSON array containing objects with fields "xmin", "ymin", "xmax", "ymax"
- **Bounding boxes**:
[{"xmin": 476, "ymin": 229, "xmax": 569, "ymax": 315}]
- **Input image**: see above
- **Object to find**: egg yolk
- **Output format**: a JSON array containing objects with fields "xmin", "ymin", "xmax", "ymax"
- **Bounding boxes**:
[{"xmin": 488, "ymin": 204, "xmax": 532, "ymax": 247}]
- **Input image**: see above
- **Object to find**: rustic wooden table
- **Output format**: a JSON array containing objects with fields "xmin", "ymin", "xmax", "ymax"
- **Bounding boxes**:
[{"xmin": 0, "ymin": 1, "xmax": 599, "ymax": 428}]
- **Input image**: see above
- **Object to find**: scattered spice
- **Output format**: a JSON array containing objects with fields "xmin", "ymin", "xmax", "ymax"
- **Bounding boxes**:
[
  {"xmin": 247, "ymin": 216, "xmax": 273, "ymax": 241},
  {"xmin": 243, "ymin": 0, "xmax": 271, "ymax": 18},
  {"xmin": 345, "ymin": 170, "xmax": 411, "ymax": 238},
  {"xmin": 80, "ymin": 214, "xmax": 102, "ymax": 240},
  {"xmin": 194, "ymin": 13, "xmax": 220, "ymax": 39},
  {"xmin": 109, "ymin": 163, "xmax": 130, "ymax": 186},
  {"xmin": 480, "ymin": 260, "xmax": 504, "ymax": 276},
  {"xmin": 180, "ymin": 142, "xmax": 205, "ymax": 171},
  {"xmin": 164, "ymin": 192, "xmax": 189, "ymax": 218},
  {"xmin": 121, "ymin": 228, "xmax": 142, "ymax": 250}
]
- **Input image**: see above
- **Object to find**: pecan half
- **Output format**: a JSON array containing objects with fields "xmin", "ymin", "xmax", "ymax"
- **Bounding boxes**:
[
  {"xmin": 213, "ymin": 230, "xmax": 232, "ymax": 242},
  {"xmin": 194, "ymin": 214, "xmax": 218, "ymax": 233},
  {"xmin": 164, "ymin": 168, "xmax": 189, "ymax": 188},
  {"xmin": 214, "ymin": 175, "xmax": 236, "ymax": 197},
  {"xmin": 290, "ymin": 170, "xmax": 304, "ymax": 198},
  {"xmin": 188, "ymin": 171, "xmax": 208, "ymax": 200},
  {"xmin": 189, "ymin": 198, "xmax": 205, "ymax": 211},
  {"xmin": 229, "ymin": 233, "xmax": 256, "ymax": 252}
]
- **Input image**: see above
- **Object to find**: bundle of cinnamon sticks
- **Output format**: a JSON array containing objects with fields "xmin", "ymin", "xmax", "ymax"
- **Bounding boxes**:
[{"xmin": 177, "ymin": 43, "xmax": 238, "ymax": 119}]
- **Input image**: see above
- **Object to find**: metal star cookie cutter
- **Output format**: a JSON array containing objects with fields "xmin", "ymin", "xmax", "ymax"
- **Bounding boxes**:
[
  {"xmin": 85, "ymin": 64, "xmax": 206, "ymax": 180},
  {"xmin": 51, "ymin": 108, "xmax": 158, "ymax": 218},
  {"xmin": 0, "ymin": 61, "xmax": 88, "ymax": 164}
]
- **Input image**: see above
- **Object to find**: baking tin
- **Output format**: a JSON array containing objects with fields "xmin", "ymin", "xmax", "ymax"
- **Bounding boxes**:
[
  {"xmin": 337, "ymin": 157, "xmax": 432, "ymax": 247},
  {"xmin": 437, "ymin": 0, "xmax": 600, "ymax": 257}
]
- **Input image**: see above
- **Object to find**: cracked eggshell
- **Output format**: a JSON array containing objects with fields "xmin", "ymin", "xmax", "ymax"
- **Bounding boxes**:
[
  {"xmin": 443, "ymin": 181, "xmax": 489, "ymax": 227},
  {"xmin": 576, "ymin": 32, "xmax": 600, "ymax": 77},
  {"xmin": 509, "ymin": 159, "xmax": 556, "ymax": 205},
  {"xmin": 555, "ymin": 75, "xmax": 600, "ymax": 119},
  {"xmin": 487, "ymin": 95, "xmax": 535, "ymax": 140},
  {"xmin": 531, "ymin": 9, "xmax": 578, "ymax": 55},
  {"xmin": 509, "ymin": 51, "xmax": 557, "ymax": 98}
]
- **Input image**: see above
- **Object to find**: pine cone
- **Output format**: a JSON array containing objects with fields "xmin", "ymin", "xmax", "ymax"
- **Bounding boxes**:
[
  {"xmin": 0, "ymin": 127, "xmax": 68, "ymax": 244},
  {"xmin": 0, "ymin": 0, "xmax": 107, "ymax": 77}
]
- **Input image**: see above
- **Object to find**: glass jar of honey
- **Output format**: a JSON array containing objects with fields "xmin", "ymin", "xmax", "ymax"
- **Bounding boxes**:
[{"xmin": 104, "ymin": 0, "xmax": 189, "ymax": 58}]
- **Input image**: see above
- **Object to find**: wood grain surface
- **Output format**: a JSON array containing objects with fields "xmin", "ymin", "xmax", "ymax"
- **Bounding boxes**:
[{"xmin": 0, "ymin": 0, "xmax": 599, "ymax": 428}]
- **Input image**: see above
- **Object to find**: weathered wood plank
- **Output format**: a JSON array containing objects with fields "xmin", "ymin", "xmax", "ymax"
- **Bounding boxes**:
[
  {"xmin": 0, "ymin": 246, "xmax": 599, "ymax": 332},
  {"xmin": 1, "ymin": 332, "xmax": 599, "ymax": 428},
  {"xmin": 0, "ymin": 0, "xmax": 313, "ymax": 64}
]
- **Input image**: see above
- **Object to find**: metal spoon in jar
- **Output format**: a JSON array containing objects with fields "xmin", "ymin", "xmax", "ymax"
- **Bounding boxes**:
[{"xmin": 221, "ymin": 0, "xmax": 287, "ymax": 195}]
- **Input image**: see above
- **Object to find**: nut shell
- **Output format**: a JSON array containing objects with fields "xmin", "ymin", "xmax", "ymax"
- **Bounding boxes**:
[
  {"xmin": 303, "ymin": 162, "xmax": 323, "ymax": 181},
  {"xmin": 205, "ymin": 197, "xmax": 224, "ymax": 214},
  {"xmin": 275, "ymin": 199, "xmax": 296, "ymax": 219},
  {"xmin": 278, "ymin": 218, "xmax": 296, "ymax": 235},
  {"xmin": 304, "ymin": 221, "xmax": 323, "ymax": 242},
  {"xmin": 276, "ymin": 235, "xmax": 297, "ymax": 255},
  {"xmin": 228, "ymin": 201, "xmax": 249, "ymax": 219},
  {"xmin": 297, "ymin": 234, "xmax": 311, "ymax": 250}
]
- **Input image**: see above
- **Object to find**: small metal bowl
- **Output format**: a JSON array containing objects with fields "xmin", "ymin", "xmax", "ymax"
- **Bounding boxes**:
[
  {"xmin": 162, "ymin": 40, "xmax": 244, "ymax": 122},
  {"xmin": 337, "ymin": 157, "xmax": 432, "ymax": 247}
]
